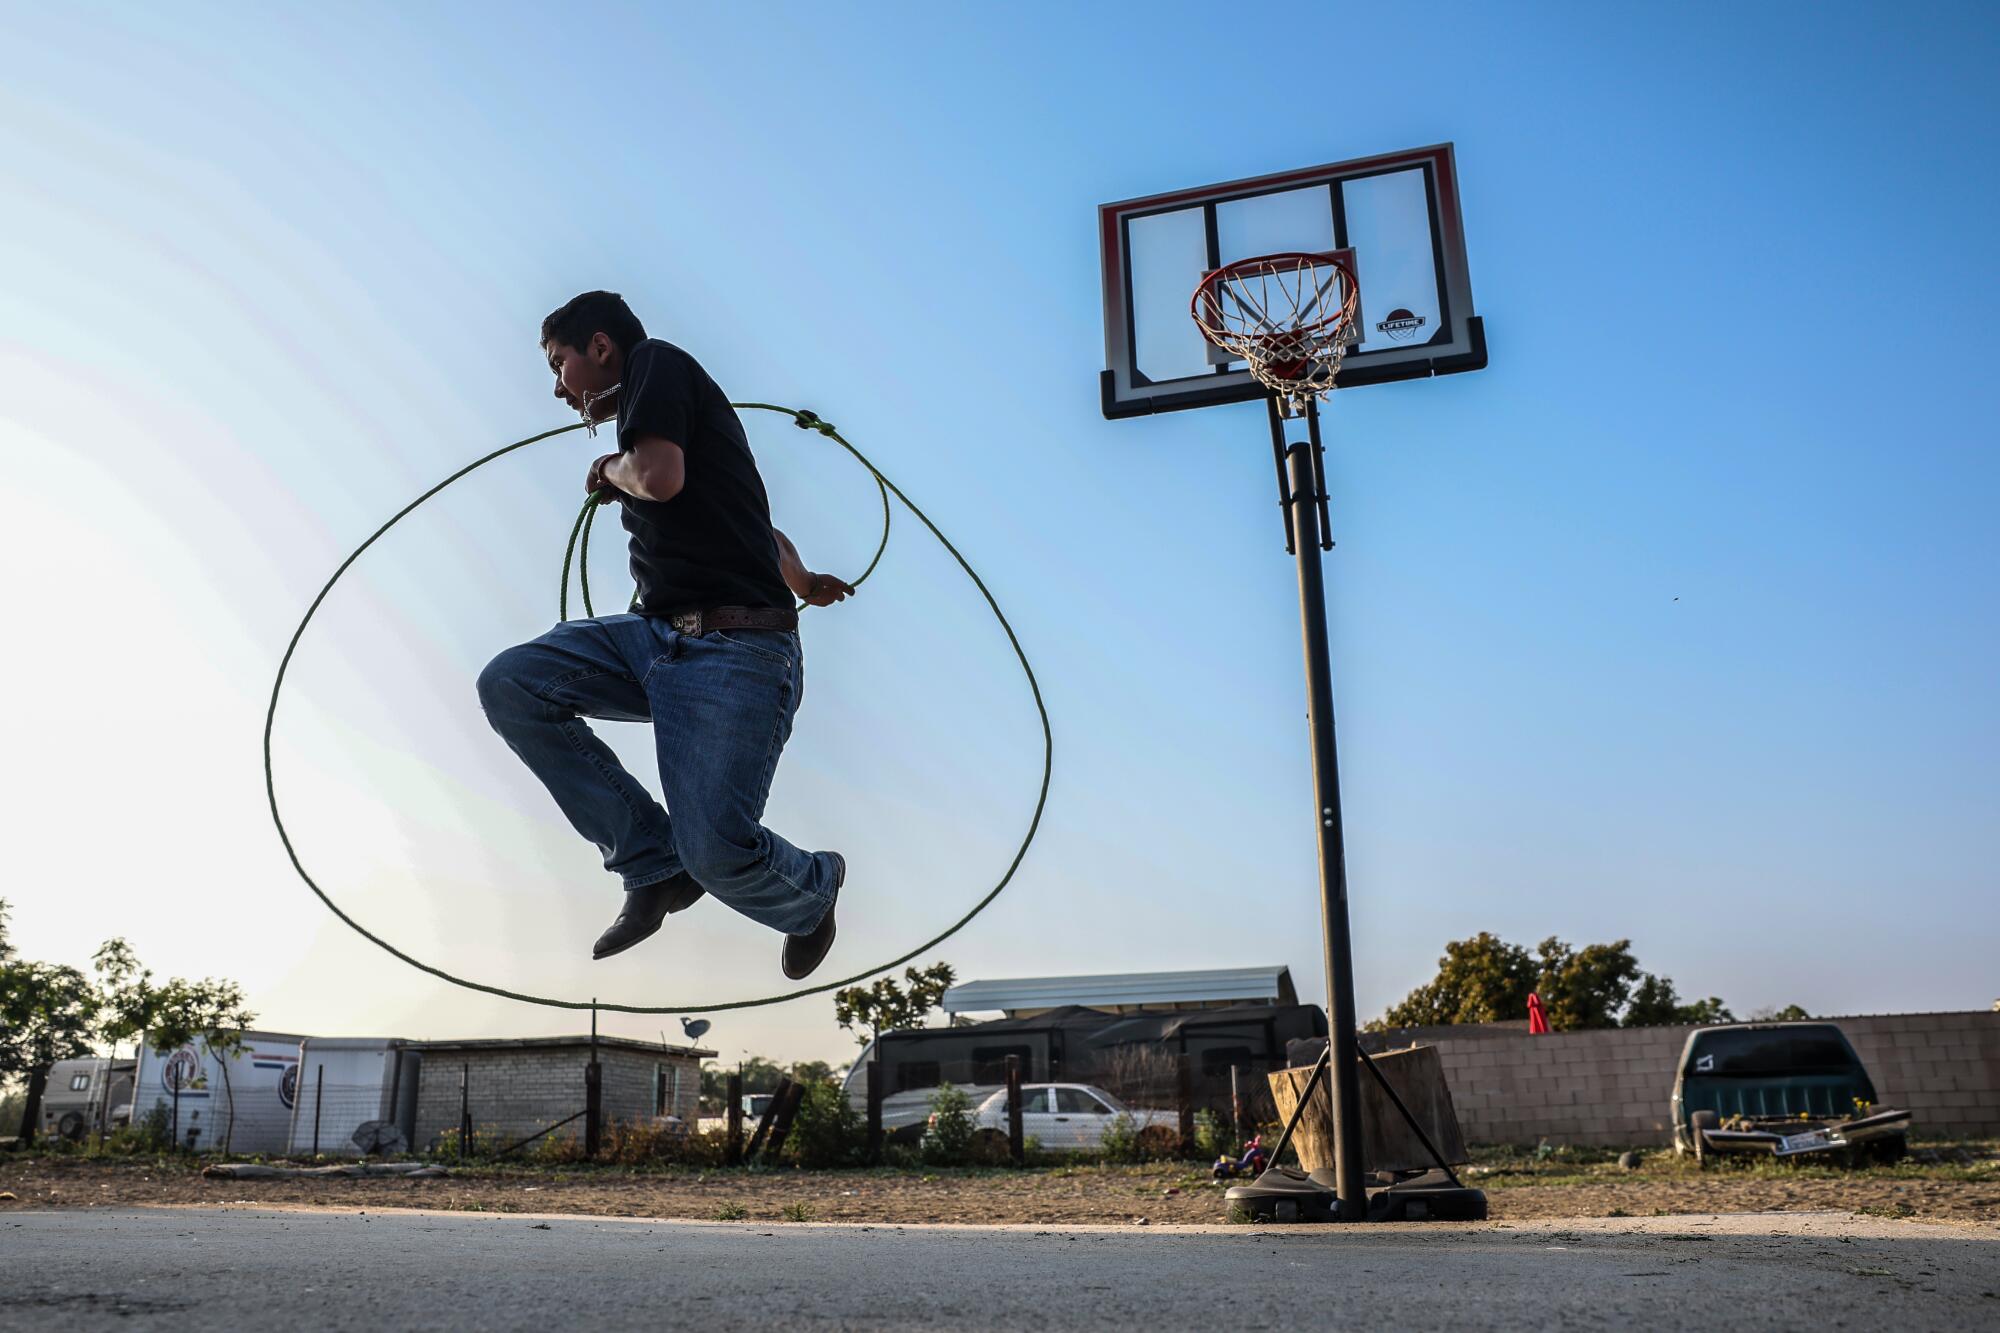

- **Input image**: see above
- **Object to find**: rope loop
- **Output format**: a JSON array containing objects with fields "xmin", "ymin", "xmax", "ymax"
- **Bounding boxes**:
[{"xmin": 265, "ymin": 404, "xmax": 1049, "ymax": 1015}]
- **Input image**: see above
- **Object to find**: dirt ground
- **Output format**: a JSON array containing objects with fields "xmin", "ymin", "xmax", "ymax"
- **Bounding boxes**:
[{"xmin": 5, "ymin": 1146, "xmax": 2000, "ymax": 1227}]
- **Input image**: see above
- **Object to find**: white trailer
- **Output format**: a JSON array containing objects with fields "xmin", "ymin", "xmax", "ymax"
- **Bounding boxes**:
[
  {"xmin": 130, "ymin": 1030, "xmax": 310, "ymax": 1156},
  {"xmin": 285, "ymin": 1037, "xmax": 418, "ymax": 1157}
]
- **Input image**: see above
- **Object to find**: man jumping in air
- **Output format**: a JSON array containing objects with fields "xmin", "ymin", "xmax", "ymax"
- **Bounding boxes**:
[{"xmin": 477, "ymin": 290, "xmax": 851, "ymax": 979}]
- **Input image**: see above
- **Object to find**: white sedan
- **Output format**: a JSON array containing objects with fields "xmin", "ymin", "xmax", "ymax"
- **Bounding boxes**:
[{"xmin": 969, "ymin": 1083, "xmax": 1176, "ymax": 1152}]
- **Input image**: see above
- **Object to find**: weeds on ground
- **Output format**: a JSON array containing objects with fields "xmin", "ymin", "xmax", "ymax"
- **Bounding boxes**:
[
  {"xmin": 713, "ymin": 1202, "xmax": 748, "ymax": 1221},
  {"xmin": 1855, "ymin": 1202, "xmax": 1917, "ymax": 1220},
  {"xmin": 1464, "ymin": 1138, "xmax": 1999, "ymax": 1188},
  {"xmin": 597, "ymin": 1122, "xmax": 729, "ymax": 1169},
  {"xmin": 781, "ymin": 1201, "xmax": 817, "ymax": 1222}
]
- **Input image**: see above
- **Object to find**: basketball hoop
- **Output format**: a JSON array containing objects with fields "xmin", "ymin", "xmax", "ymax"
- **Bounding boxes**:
[{"xmin": 1191, "ymin": 251, "xmax": 1359, "ymax": 417}]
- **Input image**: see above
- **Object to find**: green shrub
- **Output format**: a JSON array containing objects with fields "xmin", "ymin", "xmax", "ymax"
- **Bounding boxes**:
[
  {"xmin": 431, "ymin": 1124, "xmax": 511, "ymax": 1161},
  {"xmin": 106, "ymin": 1106, "xmax": 170, "ymax": 1155},
  {"xmin": 1100, "ymin": 1112, "xmax": 1143, "ymax": 1164},
  {"xmin": 596, "ymin": 1121, "xmax": 728, "ymax": 1167},
  {"xmin": 1195, "ymin": 1109, "xmax": 1241, "ymax": 1160},
  {"xmin": 921, "ymin": 1085, "xmax": 977, "ymax": 1167},
  {"xmin": 785, "ymin": 1082, "xmax": 864, "ymax": 1168},
  {"xmin": 529, "ymin": 1128, "xmax": 588, "ymax": 1165},
  {"xmin": 1100, "ymin": 1114, "xmax": 1184, "ymax": 1163}
]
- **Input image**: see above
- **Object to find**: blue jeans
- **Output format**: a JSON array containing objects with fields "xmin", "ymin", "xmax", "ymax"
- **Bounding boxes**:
[{"xmin": 476, "ymin": 614, "xmax": 838, "ymax": 936}]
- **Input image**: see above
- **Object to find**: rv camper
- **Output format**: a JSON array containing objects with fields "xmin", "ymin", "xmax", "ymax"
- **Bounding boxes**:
[
  {"xmin": 285, "ymin": 1038, "xmax": 419, "ymax": 1157},
  {"xmin": 36, "ymin": 1057, "xmax": 136, "ymax": 1141},
  {"xmin": 130, "ymin": 1030, "xmax": 310, "ymax": 1155}
]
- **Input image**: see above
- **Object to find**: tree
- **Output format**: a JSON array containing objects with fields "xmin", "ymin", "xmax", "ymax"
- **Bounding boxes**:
[
  {"xmin": 92, "ymin": 939, "xmax": 254, "ymax": 1058},
  {"xmin": 1533, "ymin": 936, "xmax": 1643, "ymax": 1032},
  {"xmin": 1623, "ymin": 973, "xmax": 1735, "ymax": 1027},
  {"xmin": 1375, "ymin": 933, "xmax": 1535, "ymax": 1029},
  {"xmin": 0, "ymin": 964, "xmax": 100, "ymax": 1144},
  {"xmin": 0, "ymin": 900, "xmax": 256, "ymax": 1147},
  {"xmin": 1376, "ymin": 931, "xmax": 1729, "ymax": 1032},
  {"xmin": 91, "ymin": 940, "xmax": 256, "ymax": 1151},
  {"xmin": 699, "ymin": 1056, "xmax": 843, "ymax": 1113},
  {"xmin": 700, "ymin": 1055, "xmax": 789, "ymax": 1109},
  {"xmin": 1748, "ymin": 1003, "xmax": 1811, "ymax": 1022},
  {"xmin": 0, "ymin": 899, "xmax": 102, "ymax": 1142},
  {"xmin": 833, "ymin": 961, "xmax": 956, "ymax": 1048}
]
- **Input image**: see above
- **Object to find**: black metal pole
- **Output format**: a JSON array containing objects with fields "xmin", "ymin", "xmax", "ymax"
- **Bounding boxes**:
[
  {"xmin": 1004, "ymin": 1055, "xmax": 1024, "ymax": 1166},
  {"xmin": 584, "ymin": 1060, "xmax": 603, "ymax": 1159},
  {"xmin": 726, "ymin": 1070, "xmax": 744, "ymax": 1165},
  {"xmin": 312, "ymin": 1064, "xmax": 324, "ymax": 1157},
  {"xmin": 865, "ymin": 1061, "xmax": 885, "ymax": 1166},
  {"xmin": 1176, "ymin": 1054, "xmax": 1196, "ymax": 1159},
  {"xmin": 585, "ymin": 1001, "xmax": 602, "ymax": 1160},
  {"xmin": 1280, "ymin": 408, "xmax": 1368, "ymax": 1221}
]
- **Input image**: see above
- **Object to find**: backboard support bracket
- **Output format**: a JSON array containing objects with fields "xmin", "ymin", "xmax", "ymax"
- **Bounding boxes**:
[{"xmin": 1267, "ymin": 395, "xmax": 1334, "ymax": 556}]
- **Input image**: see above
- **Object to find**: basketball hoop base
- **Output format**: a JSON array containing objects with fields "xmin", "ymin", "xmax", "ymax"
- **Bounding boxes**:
[{"xmin": 1224, "ymin": 1167, "xmax": 1488, "ymax": 1224}]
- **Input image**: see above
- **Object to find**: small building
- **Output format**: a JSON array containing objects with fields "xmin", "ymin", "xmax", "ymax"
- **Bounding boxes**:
[
  {"xmin": 410, "ymin": 1035, "xmax": 715, "ymax": 1152},
  {"xmin": 941, "ymin": 965, "xmax": 1298, "ymax": 1019}
]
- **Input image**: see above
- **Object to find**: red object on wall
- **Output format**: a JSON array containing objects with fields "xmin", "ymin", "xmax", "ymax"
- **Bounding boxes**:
[{"xmin": 1527, "ymin": 992, "xmax": 1550, "ymax": 1034}]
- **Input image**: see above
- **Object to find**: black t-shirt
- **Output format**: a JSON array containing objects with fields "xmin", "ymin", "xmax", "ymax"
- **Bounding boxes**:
[{"xmin": 613, "ymin": 339, "xmax": 791, "ymax": 614}]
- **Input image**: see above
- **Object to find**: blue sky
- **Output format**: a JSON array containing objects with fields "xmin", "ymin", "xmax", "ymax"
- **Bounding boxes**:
[{"xmin": 2, "ymin": 2, "xmax": 1995, "ymax": 1069}]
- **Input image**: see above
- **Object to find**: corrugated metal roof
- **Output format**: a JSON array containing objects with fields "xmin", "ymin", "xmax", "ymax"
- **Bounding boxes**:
[{"xmin": 942, "ymin": 966, "xmax": 1294, "ymax": 1014}]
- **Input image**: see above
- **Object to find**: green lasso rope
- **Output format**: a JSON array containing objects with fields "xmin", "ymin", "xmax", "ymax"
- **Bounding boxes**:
[
  {"xmin": 263, "ymin": 404, "xmax": 1050, "ymax": 1015},
  {"xmin": 558, "ymin": 408, "xmax": 893, "ymax": 621}
]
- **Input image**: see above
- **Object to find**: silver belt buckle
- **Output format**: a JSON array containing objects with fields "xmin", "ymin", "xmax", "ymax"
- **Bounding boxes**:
[{"xmin": 669, "ymin": 610, "xmax": 702, "ymax": 636}]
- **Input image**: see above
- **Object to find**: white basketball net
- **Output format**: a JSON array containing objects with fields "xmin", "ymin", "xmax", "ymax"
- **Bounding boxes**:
[{"xmin": 1191, "ymin": 253, "xmax": 1359, "ymax": 417}]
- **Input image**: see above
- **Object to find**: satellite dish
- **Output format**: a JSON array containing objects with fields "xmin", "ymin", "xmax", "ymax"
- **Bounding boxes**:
[{"xmin": 680, "ymin": 1017, "xmax": 712, "ymax": 1041}]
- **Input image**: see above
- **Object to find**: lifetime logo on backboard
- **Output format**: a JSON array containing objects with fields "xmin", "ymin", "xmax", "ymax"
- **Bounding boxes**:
[{"xmin": 1375, "ymin": 309, "xmax": 1428, "ymax": 342}]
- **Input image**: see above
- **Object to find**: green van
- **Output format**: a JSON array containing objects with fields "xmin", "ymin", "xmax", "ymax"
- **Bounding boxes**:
[{"xmin": 1672, "ymin": 1022, "xmax": 1911, "ymax": 1165}]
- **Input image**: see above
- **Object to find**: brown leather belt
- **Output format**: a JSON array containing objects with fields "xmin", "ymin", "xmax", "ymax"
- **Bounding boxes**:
[{"xmin": 665, "ymin": 605, "xmax": 799, "ymax": 636}]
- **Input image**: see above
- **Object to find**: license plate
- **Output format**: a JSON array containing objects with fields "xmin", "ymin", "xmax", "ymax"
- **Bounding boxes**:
[{"xmin": 1778, "ymin": 1131, "xmax": 1830, "ymax": 1154}]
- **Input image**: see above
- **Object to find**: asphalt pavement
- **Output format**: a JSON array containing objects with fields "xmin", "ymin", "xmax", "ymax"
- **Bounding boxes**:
[{"xmin": 3, "ymin": 1207, "xmax": 1996, "ymax": 1330}]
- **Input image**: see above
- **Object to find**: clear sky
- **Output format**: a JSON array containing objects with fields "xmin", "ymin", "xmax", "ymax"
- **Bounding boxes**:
[{"xmin": 2, "ymin": 2, "xmax": 1995, "ymax": 1071}]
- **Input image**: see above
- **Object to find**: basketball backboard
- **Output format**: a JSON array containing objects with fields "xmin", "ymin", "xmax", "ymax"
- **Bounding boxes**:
[{"xmin": 1098, "ymin": 143, "xmax": 1484, "ymax": 418}]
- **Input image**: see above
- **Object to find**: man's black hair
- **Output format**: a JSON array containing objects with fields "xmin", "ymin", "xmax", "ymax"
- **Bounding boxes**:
[{"xmin": 541, "ymin": 290, "xmax": 647, "ymax": 357}]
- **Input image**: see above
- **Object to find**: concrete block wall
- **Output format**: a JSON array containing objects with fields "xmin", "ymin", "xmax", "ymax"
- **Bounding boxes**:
[
  {"xmin": 412, "ymin": 1044, "xmax": 703, "ymax": 1150},
  {"xmin": 1359, "ymin": 1010, "xmax": 2000, "ymax": 1148}
]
